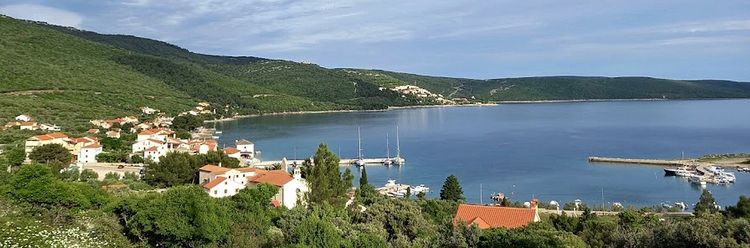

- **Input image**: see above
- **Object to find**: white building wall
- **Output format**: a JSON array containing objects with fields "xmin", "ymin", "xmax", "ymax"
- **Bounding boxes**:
[
  {"xmin": 77, "ymin": 147, "xmax": 102, "ymax": 164},
  {"xmin": 207, "ymin": 179, "xmax": 245, "ymax": 198}
]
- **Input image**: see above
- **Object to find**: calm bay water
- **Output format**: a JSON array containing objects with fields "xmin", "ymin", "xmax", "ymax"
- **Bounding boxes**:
[{"xmin": 216, "ymin": 100, "xmax": 750, "ymax": 207}]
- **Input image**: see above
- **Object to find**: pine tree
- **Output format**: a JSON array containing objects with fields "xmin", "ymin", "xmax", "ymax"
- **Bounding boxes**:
[
  {"xmin": 305, "ymin": 144, "xmax": 352, "ymax": 206},
  {"xmin": 360, "ymin": 166, "xmax": 369, "ymax": 187},
  {"xmin": 694, "ymin": 189, "xmax": 718, "ymax": 214},
  {"xmin": 440, "ymin": 175, "xmax": 464, "ymax": 201}
]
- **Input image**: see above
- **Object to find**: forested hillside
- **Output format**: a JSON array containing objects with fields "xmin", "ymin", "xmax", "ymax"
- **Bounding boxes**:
[{"xmin": 2, "ymin": 15, "xmax": 750, "ymax": 131}]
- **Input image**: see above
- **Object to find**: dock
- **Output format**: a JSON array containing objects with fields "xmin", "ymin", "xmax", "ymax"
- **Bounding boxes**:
[
  {"xmin": 253, "ymin": 157, "xmax": 402, "ymax": 167},
  {"xmin": 587, "ymin": 156, "xmax": 693, "ymax": 167}
]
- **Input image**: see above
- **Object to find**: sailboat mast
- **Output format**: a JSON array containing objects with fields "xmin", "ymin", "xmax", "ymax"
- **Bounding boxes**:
[
  {"xmin": 396, "ymin": 126, "xmax": 401, "ymax": 158},
  {"xmin": 386, "ymin": 133, "xmax": 391, "ymax": 159},
  {"xmin": 357, "ymin": 127, "xmax": 363, "ymax": 159}
]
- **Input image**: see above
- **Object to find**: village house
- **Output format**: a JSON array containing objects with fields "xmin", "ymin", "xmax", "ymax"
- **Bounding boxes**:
[
  {"xmin": 77, "ymin": 143, "xmax": 102, "ymax": 164},
  {"xmin": 143, "ymin": 145, "xmax": 168, "ymax": 162},
  {"xmin": 106, "ymin": 130, "xmax": 121, "ymax": 139},
  {"xmin": 19, "ymin": 122, "xmax": 38, "ymax": 130},
  {"xmin": 24, "ymin": 132, "xmax": 69, "ymax": 161},
  {"xmin": 87, "ymin": 129, "xmax": 100, "ymax": 134},
  {"xmin": 15, "ymin": 114, "xmax": 32, "ymax": 122},
  {"xmin": 223, "ymin": 147, "xmax": 241, "ymax": 159},
  {"xmin": 67, "ymin": 137, "xmax": 98, "ymax": 157},
  {"xmin": 199, "ymin": 164, "xmax": 308, "ymax": 209},
  {"xmin": 39, "ymin": 123, "xmax": 61, "ymax": 131},
  {"xmin": 141, "ymin": 106, "xmax": 159, "ymax": 115},
  {"xmin": 452, "ymin": 200, "xmax": 540, "ymax": 229},
  {"xmin": 236, "ymin": 139, "xmax": 255, "ymax": 159}
]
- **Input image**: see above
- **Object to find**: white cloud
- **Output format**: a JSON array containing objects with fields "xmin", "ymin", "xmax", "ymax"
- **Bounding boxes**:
[{"xmin": 0, "ymin": 4, "xmax": 82, "ymax": 27}]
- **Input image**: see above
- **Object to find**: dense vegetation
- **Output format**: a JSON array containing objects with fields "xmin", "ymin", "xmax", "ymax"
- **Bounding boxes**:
[
  {"xmin": 0, "ymin": 144, "xmax": 748, "ymax": 247},
  {"xmin": 2, "ymin": 15, "xmax": 750, "ymax": 134}
]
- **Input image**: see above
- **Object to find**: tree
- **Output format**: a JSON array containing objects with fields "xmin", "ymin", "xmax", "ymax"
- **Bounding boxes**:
[
  {"xmin": 4, "ymin": 146, "xmax": 26, "ymax": 167},
  {"xmin": 28, "ymin": 144, "xmax": 71, "ymax": 165},
  {"xmin": 80, "ymin": 169, "xmax": 99, "ymax": 181},
  {"xmin": 172, "ymin": 115, "xmax": 203, "ymax": 131},
  {"xmin": 113, "ymin": 186, "xmax": 231, "ymax": 247},
  {"xmin": 440, "ymin": 175, "xmax": 464, "ymax": 201},
  {"xmin": 360, "ymin": 166, "xmax": 369, "ymax": 187},
  {"xmin": 357, "ymin": 199, "xmax": 437, "ymax": 246},
  {"xmin": 143, "ymin": 152, "xmax": 199, "ymax": 187},
  {"xmin": 196, "ymin": 151, "xmax": 239, "ymax": 168},
  {"xmin": 6, "ymin": 164, "xmax": 107, "ymax": 209},
  {"xmin": 695, "ymin": 189, "xmax": 719, "ymax": 214},
  {"xmin": 303, "ymin": 144, "xmax": 353, "ymax": 206},
  {"xmin": 100, "ymin": 137, "xmax": 124, "ymax": 151},
  {"xmin": 104, "ymin": 172, "xmax": 121, "ymax": 181},
  {"xmin": 726, "ymin": 195, "xmax": 750, "ymax": 218},
  {"xmin": 130, "ymin": 154, "xmax": 144, "ymax": 164},
  {"xmin": 176, "ymin": 130, "xmax": 192, "ymax": 139}
]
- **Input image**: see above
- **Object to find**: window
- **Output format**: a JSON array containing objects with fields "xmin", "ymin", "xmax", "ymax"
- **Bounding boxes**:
[
  {"xmin": 213, "ymin": 190, "xmax": 217, "ymax": 194},
  {"xmin": 224, "ymin": 189, "xmax": 227, "ymax": 194}
]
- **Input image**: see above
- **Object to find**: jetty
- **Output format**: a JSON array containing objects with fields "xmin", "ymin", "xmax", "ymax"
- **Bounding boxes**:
[
  {"xmin": 587, "ymin": 156, "xmax": 692, "ymax": 166},
  {"xmin": 253, "ymin": 157, "xmax": 402, "ymax": 167}
]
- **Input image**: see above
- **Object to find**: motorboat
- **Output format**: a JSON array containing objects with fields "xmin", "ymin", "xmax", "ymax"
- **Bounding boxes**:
[
  {"xmin": 664, "ymin": 166, "xmax": 693, "ymax": 177},
  {"xmin": 410, "ymin": 184, "xmax": 430, "ymax": 194}
]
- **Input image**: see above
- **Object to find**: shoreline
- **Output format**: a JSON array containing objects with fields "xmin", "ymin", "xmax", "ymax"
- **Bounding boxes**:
[
  {"xmin": 204, "ymin": 103, "xmax": 498, "ymax": 123},
  {"xmin": 204, "ymin": 98, "xmax": 745, "ymax": 123}
]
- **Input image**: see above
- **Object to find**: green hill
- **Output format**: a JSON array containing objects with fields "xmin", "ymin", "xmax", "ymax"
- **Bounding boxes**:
[{"xmin": 2, "ymin": 15, "xmax": 750, "ymax": 134}]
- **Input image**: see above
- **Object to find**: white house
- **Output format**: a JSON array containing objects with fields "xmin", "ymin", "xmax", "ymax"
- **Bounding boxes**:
[
  {"xmin": 132, "ymin": 139, "xmax": 165, "ymax": 153},
  {"xmin": 78, "ymin": 143, "xmax": 102, "ymax": 164},
  {"xmin": 199, "ymin": 164, "xmax": 308, "ymax": 209},
  {"xmin": 19, "ymin": 122, "xmax": 38, "ymax": 130},
  {"xmin": 40, "ymin": 123, "xmax": 61, "ymax": 131},
  {"xmin": 15, "ymin": 114, "xmax": 32, "ymax": 122},
  {"xmin": 223, "ymin": 147, "xmax": 241, "ymax": 159},
  {"xmin": 143, "ymin": 145, "xmax": 167, "ymax": 162},
  {"xmin": 236, "ymin": 139, "xmax": 255, "ymax": 159}
]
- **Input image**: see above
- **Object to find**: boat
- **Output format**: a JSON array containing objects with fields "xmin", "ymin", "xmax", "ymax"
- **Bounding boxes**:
[
  {"xmin": 215, "ymin": 130, "xmax": 223, "ymax": 134},
  {"xmin": 664, "ymin": 166, "xmax": 692, "ymax": 177},
  {"xmin": 353, "ymin": 127, "xmax": 366, "ymax": 167},
  {"xmin": 410, "ymin": 184, "xmax": 430, "ymax": 194}
]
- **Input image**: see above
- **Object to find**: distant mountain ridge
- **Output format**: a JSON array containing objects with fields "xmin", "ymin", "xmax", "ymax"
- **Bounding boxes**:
[{"xmin": 2, "ymin": 15, "xmax": 750, "ymax": 130}]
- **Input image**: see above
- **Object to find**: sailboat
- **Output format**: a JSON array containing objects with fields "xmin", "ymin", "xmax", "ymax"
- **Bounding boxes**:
[
  {"xmin": 383, "ymin": 133, "xmax": 393, "ymax": 166},
  {"xmin": 392, "ymin": 125, "xmax": 405, "ymax": 166},
  {"xmin": 353, "ymin": 127, "xmax": 366, "ymax": 167}
]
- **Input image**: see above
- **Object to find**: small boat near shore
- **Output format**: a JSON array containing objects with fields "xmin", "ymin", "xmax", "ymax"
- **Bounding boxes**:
[{"xmin": 664, "ymin": 166, "xmax": 693, "ymax": 177}]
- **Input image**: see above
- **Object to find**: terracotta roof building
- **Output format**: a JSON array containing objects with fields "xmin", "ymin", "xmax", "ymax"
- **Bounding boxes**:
[{"xmin": 453, "ymin": 201, "xmax": 540, "ymax": 229}]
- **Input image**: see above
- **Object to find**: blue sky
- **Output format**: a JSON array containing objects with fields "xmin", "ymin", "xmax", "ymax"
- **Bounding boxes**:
[{"xmin": 1, "ymin": 0, "xmax": 749, "ymax": 81}]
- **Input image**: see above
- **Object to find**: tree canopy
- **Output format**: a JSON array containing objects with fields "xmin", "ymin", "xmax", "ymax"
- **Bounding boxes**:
[
  {"xmin": 143, "ymin": 152, "xmax": 200, "ymax": 187},
  {"xmin": 29, "ymin": 144, "xmax": 71, "ymax": 165},
  {"xmin": 695, "ymin": 189, "xmax": 719, "ymax": 214},
  {"xmin": 440, "ymin": 174, "xmax": 464, "ymax": 201},
  {"xmin": 302, "ymin": 144, "xmax": 353, "ymax": 206}
]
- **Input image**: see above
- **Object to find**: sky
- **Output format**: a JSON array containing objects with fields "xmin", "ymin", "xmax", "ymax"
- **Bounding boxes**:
[{"xmin": 1, "ymin": 0, "xmax": 749, "ymax": 81}]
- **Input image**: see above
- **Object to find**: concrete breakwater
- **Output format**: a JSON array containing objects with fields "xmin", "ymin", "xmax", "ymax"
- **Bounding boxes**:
[{"xmin": 587, "ymin": 156, "xmax": 691, "ymax": 167}]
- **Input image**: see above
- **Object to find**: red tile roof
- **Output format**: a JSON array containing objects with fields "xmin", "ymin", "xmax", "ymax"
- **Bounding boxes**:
[
  {"xmin": 453, "ymin": 204, "xmax": 537, "ymax": 229},
  {"xmin": 83, "ymin": 143, "xmax": 102, "ymax": 149},
  {"xmin": 224, "ymin": 147, "xmax": 240, "ymax": 154},
  {"xmin": 247, "ymin": 170, "xmax": 293, "ymax": 187},
  {"xmin": 48, "ymin": 132, "xmax": 68, "ymax": 139},
  {"xmin": 19, "ymin": 122, "xmax": 37, "ymax": 126},
  {"xmin": 144, "ymin": 146, "xmax": 159, "ymax": 152},
  {"xmin": 199, "ymin": 164, "xmax": 230, "ymax": 173},
  {"xmin": 203, "ymin": 177, "xmax": 226, "ymax": 189},
  {"xmin": 271, "ymin": 199, "xmax": 281, "ymax": 208}
]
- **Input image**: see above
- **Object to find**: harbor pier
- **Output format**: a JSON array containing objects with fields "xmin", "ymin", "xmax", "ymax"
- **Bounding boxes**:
[{"xmin": 253, "ymin": 157, "xmax": 403, "ymax": 167}]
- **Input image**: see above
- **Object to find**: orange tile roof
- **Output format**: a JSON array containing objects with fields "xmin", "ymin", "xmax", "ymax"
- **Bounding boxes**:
[
  {"xmin": 247, "ymin": 170, "xmax": 293, "ymax": 187},
  {"xmin": 144, "ymin": 146, "xmax": 159, "ymax": 152},
  {"xmin": 83, "ymin": 143, "xmax": 102, "ymax": 149},
  {"xmin": 199, "ymin": 164, "xmax": 230, "ymax": 173},
  {"xmin": 236, "ymin": 167, "xmax": 258, "ymax": 173},
  {"xmin": 48, "ymin": 132, "xmax": 68, "ymax": 139},
  {"xmin": 19, "ymin": 122, "xmax": 37, "ymax": 126},
  {"xmin": 453, "ymin": 204, "xmax": 537, "ymax": 229},
  {"xmin": 147, "ymin": 139, "xmax": 165, "ymax": 144},
  {"xmin": 87, "ymin": 129, "xmax": 99, "ymax": 133},
  {"xmin": 224, "ymin": 147, "xmax": 240, "ymax": 154},
  {"xmin": 203, "ymin": 177, "xmax": 226, "ymax": 189}
]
